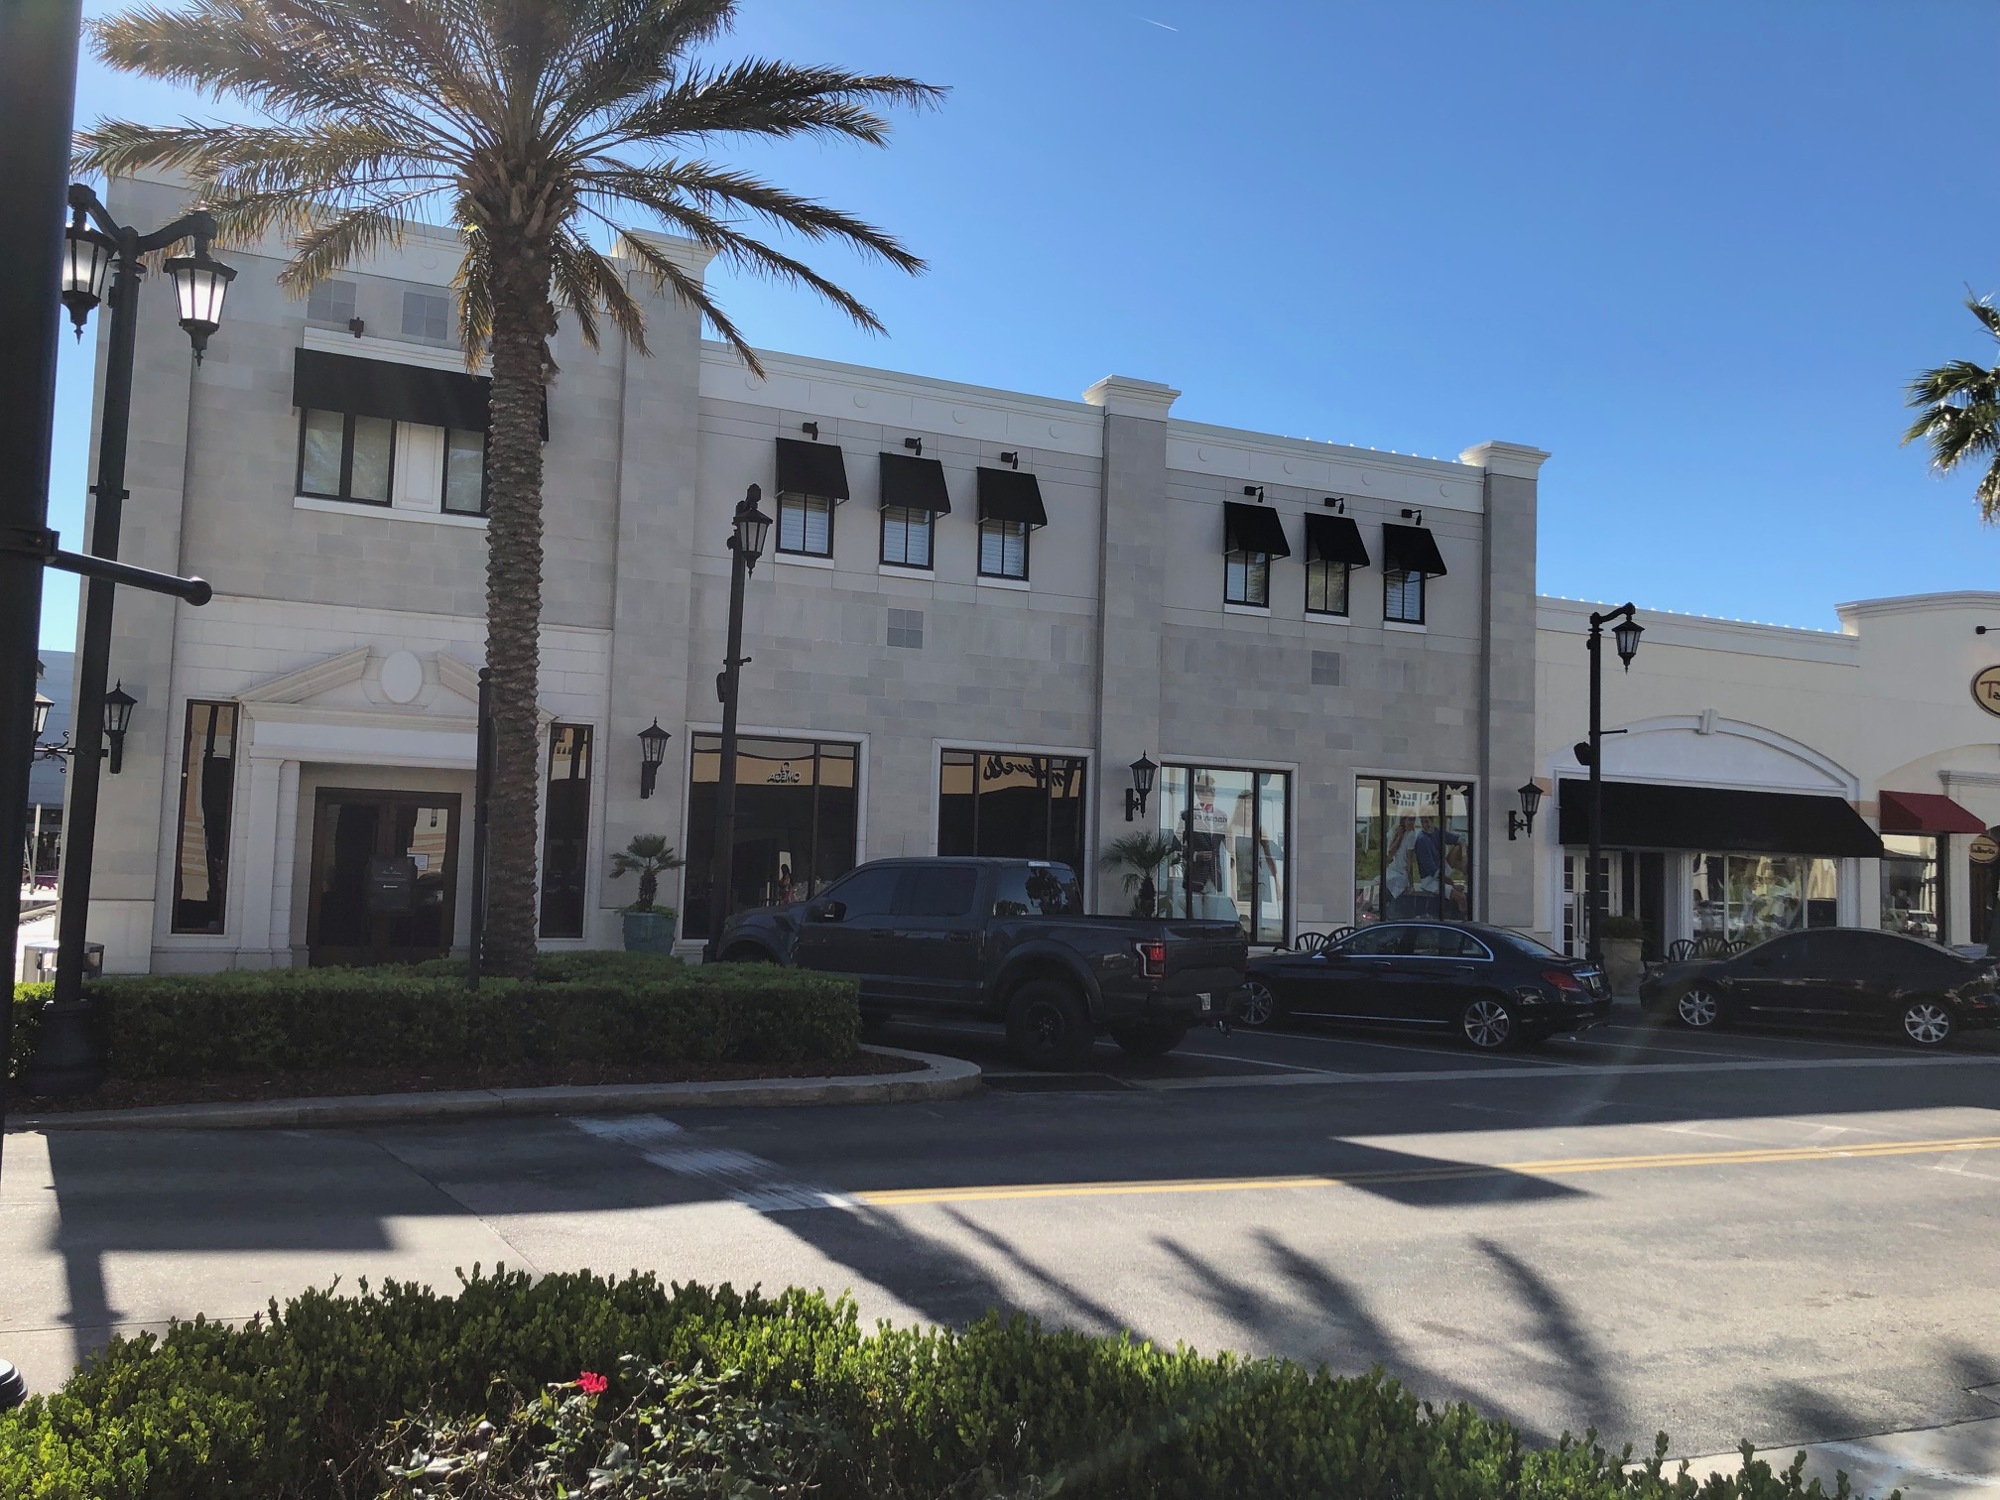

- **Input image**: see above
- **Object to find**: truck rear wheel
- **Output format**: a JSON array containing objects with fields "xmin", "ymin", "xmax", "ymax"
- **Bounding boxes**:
[
  {"xmin": 1005, "ymin": 980, "xmax": 1095, "ymax": 1070},
  {"xmin": 1109, "ymin": 1022, "xmax": 1189, "ymax": 1057}
]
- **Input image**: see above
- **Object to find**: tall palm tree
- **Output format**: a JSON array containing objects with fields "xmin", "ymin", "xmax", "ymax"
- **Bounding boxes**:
[
  {"xmin": 1905, "ymin": 294, "xmax": 2000, "ymax": 517},
  {"xmin": 77, "ymin": 0, "xmax": 941, "ymax": 976}
]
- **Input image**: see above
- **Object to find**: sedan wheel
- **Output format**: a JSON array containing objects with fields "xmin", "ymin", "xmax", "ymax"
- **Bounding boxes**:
[
  {"xmin": 1676, "ymin": 985, "xmax": 1722, "ymax": 1030},
  {"xmin": 1237, "ymin": 980, "xmax": 1279, "ymax": 1028},
  {"xmin": 1902, "ymin": 999, "xmax": 1954, "ymax": 1048},
  {"xmin": 1461, "ymin": 997, "xmax": 1514, "ymax": 1051}
]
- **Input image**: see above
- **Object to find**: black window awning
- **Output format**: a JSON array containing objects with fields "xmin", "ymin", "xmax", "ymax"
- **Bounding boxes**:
[
  {"xmin": 293, "ymin": 348, "xmax": 492, "ymax": 432},
  {"xmin": 977, "ymin": 467, "xmax": 1047, "ymax": 527},
  {"xmin": 1222, "ymin": 501, "xmax": 1292, "ymax": 559},
  {"xmin": 1381, "ymin": 522, "xmax": 1447, "ymax": 576},
  {"xmin": 878, "ymin": 451, "xmax": 951, "ymax": 514},
  {"xmin": 776, "ymin": 437, "xmax": 850, "ymax": 501},
  {"xmin": 1303, "ymin": 513, "xmax": 1370, "ymax": 567},
  {"xmin": 1555, "ymin": 779, "xmax": 1885, "ymax": 859}
]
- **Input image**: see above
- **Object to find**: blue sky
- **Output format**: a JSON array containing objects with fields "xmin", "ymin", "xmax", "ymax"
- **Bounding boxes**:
[{"xmin": 41, "ymin": 0, "xmax": 2000, "ymax": 648}]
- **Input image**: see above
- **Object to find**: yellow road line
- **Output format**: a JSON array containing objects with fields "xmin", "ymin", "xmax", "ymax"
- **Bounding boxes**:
[{"xmin": 853, "ymin": 1134, "xmax": 2000, "ymax": 1208}]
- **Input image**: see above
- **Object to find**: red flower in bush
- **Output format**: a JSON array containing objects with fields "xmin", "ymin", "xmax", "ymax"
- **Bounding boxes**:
[{"xmin": 576, "ymin": 1370, "xmax": 608, "ymax": 1396}]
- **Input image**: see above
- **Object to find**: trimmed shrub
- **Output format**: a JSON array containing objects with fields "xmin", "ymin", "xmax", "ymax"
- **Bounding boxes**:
[
  {"xmin": 7, "ymin": 982, "xmax": 50, "ymax": 1089},
  {"xmin": 10, "ymin": 963, "xmax": 857, "ymax": 1087},
  {"xmin": 0, "ymin": 1269, "xmax": 1876, "ymax": 1500}
]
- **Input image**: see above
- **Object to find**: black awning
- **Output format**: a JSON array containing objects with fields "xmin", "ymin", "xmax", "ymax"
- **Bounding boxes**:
[
  {"xmin": 878, "ymin": 451, "xmax": 951, "ymax": 514},
  {"xmin": 1555, "ymin": 779, "xmax": 1885, "ymax": 858},
  {"xmin": 1381, "ymin": 522, "xmax": 1448, "ymax": 576},
  {"xmin": 977, "ymin": 467, "xmax": 1047, "ymax": 527},
  {"xmin": 1222, "ymin": 501, "xmax": 1292, "ymax": 559},
  {"xmin": 1303, "ymin": 513, "xmax": 1370, "ymax": 567},
  {"xmin": 293, "ymin": 348, "xmax": 491, "ymax": 431},
  {"xmin": 775, "ymin": 437, "xmax": 850, "ymax": 501}
]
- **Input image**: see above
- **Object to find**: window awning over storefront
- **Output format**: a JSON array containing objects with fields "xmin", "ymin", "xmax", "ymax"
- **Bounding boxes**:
[
  {"xmin": 1303, "ymin": 513, "xmax": 1370, "ymax": 567},
  {"xmin": 1381, "ymin": 522, "xmax": 1447, "ymax": 576},
  {"xmin": 775, "ymin": 437, "xmax": 850, "ymax": 500},
  {"xmin": 1222, "ymin": 501, "xmax": 1291, "ymax": 558},
  {"xmin": 977, "ymin": 467, "xmax": 1047, "ymax": 528},
  {"xmin": 293, "ymin": 348, "xmax": 493, "ymax": 431},
  {"xmin": 1877, "ymin": 789, "xmax": 1986, "ymax": 835},
  {"xmin": 878, "ymin": 451, "xmax": 950, "ymax": 514},
  {"xmin": 1555, "ymin": 778, "xmax": 1885, "ymax": 858}
]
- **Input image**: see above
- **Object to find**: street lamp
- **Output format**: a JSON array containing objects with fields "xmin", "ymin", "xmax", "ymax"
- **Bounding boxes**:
[
  {"xmin": 707, "ymin": 485, "xmax": 775, "ymax": 950},
  {"xmin": 1507, "ymin": 780, "xmax": 1543, "ymax": 841},
  {"xmin": 1124, "ymin": 752, "xmax": 1158, "ymax": 822},
  {"xmin": 1583, "ymin": 603, "xmax": 1641, "ymax": 965},
  {"xmin": 27, "ymin": 183, "xmax": 232, "ymax": 1098}
]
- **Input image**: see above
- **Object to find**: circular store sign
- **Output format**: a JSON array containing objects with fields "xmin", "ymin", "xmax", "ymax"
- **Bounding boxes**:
[
  {"xmin": 1974, "ymin": 666, "xmax": 2000, "ymax": 718},
  {"xmin": 1971, "ymin": 834, "xmax": 2000, "ymax": 866}
]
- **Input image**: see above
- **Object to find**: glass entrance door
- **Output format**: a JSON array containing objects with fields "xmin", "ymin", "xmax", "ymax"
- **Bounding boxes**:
[{"xmin": 308, "ymin": 788, "xmax": 461, "ymax": 966}]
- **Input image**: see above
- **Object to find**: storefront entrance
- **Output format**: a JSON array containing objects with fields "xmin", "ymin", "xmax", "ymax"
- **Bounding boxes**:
[{"xmin": 307, "ymin": 788, "xmax": 461, "ymax": 966}]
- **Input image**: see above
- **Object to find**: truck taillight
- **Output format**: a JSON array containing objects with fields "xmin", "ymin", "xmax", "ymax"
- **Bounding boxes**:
[{"xmin": 1135, "ymin": 940, "xmax": 1168, "ymax": 980}]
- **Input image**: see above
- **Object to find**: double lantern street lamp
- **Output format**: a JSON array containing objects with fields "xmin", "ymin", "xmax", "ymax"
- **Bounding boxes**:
[
  {"xmin": 29, "ymin": 678, "xmax": 134, "ymax": 771},
  {"xmin": 23, "ymin": 184, "xmax": 230, "ymax": 1097},
  {"xmin": 707, "ymin": 487, "xmax": 775, "ymax": 941},
  {"xmin": 1578, "ymin": 604, "xmax": 1644, "ymax": 964}
]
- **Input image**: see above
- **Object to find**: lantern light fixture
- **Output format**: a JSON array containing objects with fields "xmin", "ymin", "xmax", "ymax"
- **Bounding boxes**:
[
  {"xmin": 32, "ymin": 690, "xmax": 52, "ymax": 740},
  {"xmin": 60, "ymin": 207, "xmax": 116, "ymax": 338},
  {"xmin": 163, "ymin": 240, "xmax": 237, "ymax": 362},
  {"xmin": 1507, "ymin": 780, "xmax": 1543, "ymax": 841},
  {"xmin": 732, "ymin": 485, "xmax": 774, "ymax": 573},
  {"xmin": 637, "ymin": 718, "xmax": 671, "ymax": 799},
  {"xmin": 1124, "ymin": 752, "xmax": 1159, "ymax": 823},
  {"xmin": 1613, "ymin": 614, "xmax": 1644, "ymax": 669},
  {"xmin": 103, "ymin": 681, "xmax": 136, "ymax": 774}
]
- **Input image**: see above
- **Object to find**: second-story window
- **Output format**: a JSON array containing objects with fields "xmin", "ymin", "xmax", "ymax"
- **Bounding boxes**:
[
  {"xmin": 1302, "ymin": 512, "xmax": 1366, "ymax": 618},
  {"xmin": 402, "ymin": 289, "xmax": 450, "ymax": 341},
  {"xmin": 878, "ymin": 449, "xmax": 949, "ymax": 570},
  {"xmin": 778, "ymin": 492, "xmax": 834, "ymax": 556},
  {"xmin": 298, "ymin": 408, "xmax": 395, "ymax": 504},
  {"xmin": 976, "ymin": 465, "xmax": 1047, "ymax": 582},
  {"xmin": 442, "ymin": 428, "xmax": 487, "ymax": 515},
  {"xmin": 881, "ymin": 506, "xmax": 933, "ymax": 568},
  {"xmin": 1221, "ymin": 498, "xmax": 1290, "ymax": 609},
  {"xmin": 1225, "ymin": 547, "xmax": 1270, "ymax": 607},
  {"xmin": 1383, "ymin": 569, "xmax": 1426, "ymax": 624},
  {"xmin": 307, "ymin": 279, "xmax": 357, "ymax": 325},
  {"xmin": 774, "ymin": 437, "xmax": 850, "ymax": 559},
  {"xmin": 1380, "ymin": 520, "xmax": 1447, "ymax": 626},
  {"xmin": 979, "ymin": 517, "xmax": 1029, "ymax": 579},
  {"xmin": 1306, "ymin": 557, "xmax": 1351, "ymax": 615}
]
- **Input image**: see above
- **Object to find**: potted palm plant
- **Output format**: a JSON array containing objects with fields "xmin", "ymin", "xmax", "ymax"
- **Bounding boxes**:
[
  {"xmin": 610, "ymin": 835, "xmax": 685, "ymax": 953},
  {"xmin": 1099, "ymin": 831, "xmax": 1182, "ymax": 917}
]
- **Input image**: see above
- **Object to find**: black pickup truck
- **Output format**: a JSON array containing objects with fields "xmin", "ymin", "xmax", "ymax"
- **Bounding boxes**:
[{"xmin": 708, "ymin": 857, "xmax": 1248, "ymax": 1068}]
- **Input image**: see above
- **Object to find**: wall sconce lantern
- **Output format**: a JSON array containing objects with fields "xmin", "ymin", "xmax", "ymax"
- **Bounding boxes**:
[
  {"xmin": 1124, "ymin": 752, "xmax": 1158, "ymax": 823},
  {"xmin": 32, "ymin": 690, "xmax": 52, "ymax": 739},
  {"xmin": 103, "ymin": 681, "xmax": 136, "ymax": 774},
  {"xmin": 637, "ymin": 718, "xmax": 671, "ymax": 799},
  {"xmin": 999, "ymin": 450, "xmax": 1020, "ymax": 469},
  {"xmin": 1507, "ymin": 780, "xmax": 1543, "ymax": 841}
]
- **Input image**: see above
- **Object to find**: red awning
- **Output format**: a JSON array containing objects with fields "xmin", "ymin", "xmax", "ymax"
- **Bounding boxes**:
[{"xmin": 1878, "ymin": 789, "xmax": 1986, "ymax": 835}]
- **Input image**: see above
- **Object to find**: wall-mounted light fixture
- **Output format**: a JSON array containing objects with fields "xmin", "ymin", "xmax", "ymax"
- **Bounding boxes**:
[
  {"xmin": 347, "ymin": 316, "xmax": 365, "ymax": 339},
  {"xmin": 1243, "ymin": 485, "xmax": 1265, "ymax": 503},
  {"xmin": 801, "ymin": 421, "xmax": 819, "ymax": 440},
  {"xmin": 999, "ymin": 451, "xmax": 1020, "ymax": 469},
  {"xmin": 637, "ymin": 718, "xmax": 671, "ymax": 799},
  {"xmin": 1400, "ymin": 507, "xmax": 1423, "ymax": 525},
  {"xmin": 903, "ymin": 436, "xmax": 923, "ymax": 456},
  {"xmin": 1124, "ymin": 752, "xmax": 1158, "ymax": 823},
  {"xmin": 1323, "ymin": 497, "xmax": 1345, "ymax": 513},
  {"xmin": 1506, "ymin": 781, "xmax": 1543, "ymax": 841},
  {"xmin": 103, "ymin": 681, "xmax": 136, "ymax": 774}
]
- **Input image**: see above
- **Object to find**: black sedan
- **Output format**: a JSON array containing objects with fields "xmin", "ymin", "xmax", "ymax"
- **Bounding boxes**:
[
  {"xmin": 1638, "ymin": 927, "xmax": 2000, "ymax": 1047},
  {"xmin": 1237, "ymin": 921, "xmax": 1612, "ymax": 1050}
]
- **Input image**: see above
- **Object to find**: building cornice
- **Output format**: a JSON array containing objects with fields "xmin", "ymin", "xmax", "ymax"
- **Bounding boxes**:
[
  {"xmin": 1460, "ymin": 440, "xmax": 1550, "ymax": 479},
  {"xmin": 1083, "ymin": 375, "xmax": 1180, "ymax": 419},
  {"xmin": 1836, "ymin": 590, "xmax": 2000, "ymax": 621},
  {"xmin": 1536, "ymin": 596, "xmax": 1858, "ymax": 665}
]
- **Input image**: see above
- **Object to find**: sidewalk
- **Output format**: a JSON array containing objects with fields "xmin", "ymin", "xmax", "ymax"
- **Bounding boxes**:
[
  {"xmin": 1679, "ymin": 1414, "xmax": 2000, "ymax": 1498},
  {"xmin": 6, "ymin": 1045, "xmax": 982, "ymax": 1132}
]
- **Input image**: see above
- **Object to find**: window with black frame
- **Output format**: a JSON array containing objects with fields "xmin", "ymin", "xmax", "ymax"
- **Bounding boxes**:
[
  {"xmin": 976, "ymin": 465, "xmax": 1046, "ymax": 581},
  {"xmin": 1303, "ymin": 511, "xmax": 1367, "ymax": 618},
  {"xmin": 538, "ymin": 724, "xmax": 593, "ymax": 937},
  {"xmin": 1154, "ymin": 763, "xmax": 1289, "ymax": 944},
  {"xmin": 1380, "ymin": 521, "xmax": 1446, "ymax": 625},
  {"xmin": 171, "ymin": 702, "xmax": 238, "ymax": 933},
  {"xmin": 937, "ymin": 750, "xmax": 1088, "ymax": 870},
  {"xmin": 1221, "ymin": 500, "xmax": 1289, "ymax": 609},
  {"xmin": 298, "ymin": 408, "xmax": 396, "ymax": 504},
  {"xmin": 443, "ymin": 428, "xmax": 487, "ymax": 514},
  {"xmin": 878, "ymin": 449, "xmax": 949, "ymax": 569},
  {"xmin": 1353, "ymin": 777, "xmax": 1474, "ymax": 925},
  {"xmin": 774, "ymin": 437, "xmax": 849, "ymax": 558},
  {"xmin": 684, "ymin": 734, "xmax": 859, "ymax": 938}
]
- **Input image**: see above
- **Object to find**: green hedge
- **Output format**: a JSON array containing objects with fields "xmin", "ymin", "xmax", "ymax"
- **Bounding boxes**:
[
  {"xmin": 0, "ymin": 1268, "xmax": 1869, "ymax": 1500},
  {"xmin": 8, "ymin": 959, "xmax": 858, "ymax": 1087}
]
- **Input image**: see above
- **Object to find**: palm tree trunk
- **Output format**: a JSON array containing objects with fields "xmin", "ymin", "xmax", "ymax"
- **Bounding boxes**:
[{"xmin": 479, "ymin": 242, "xmax": 555, "ymax": 977}]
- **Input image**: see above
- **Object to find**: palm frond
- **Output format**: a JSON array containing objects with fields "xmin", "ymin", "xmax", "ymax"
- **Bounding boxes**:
[
  {"xmin": 615, "ymin": 227, "xmax": 756, "ymax": 372},
  {"xmin": 604, "ymin": 58, "xmax": 944, "ymax": 149}
]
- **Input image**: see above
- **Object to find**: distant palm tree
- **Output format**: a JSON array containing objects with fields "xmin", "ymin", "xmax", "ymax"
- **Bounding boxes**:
[
  {"xmin": 78, "ymin": 0, "xmax": 941, "ymax": 976},
  {"xmin": 609, "ymin": 833, "xmax": 684, "ymax": 913},
  {"xmin": 1100, "ymin": 831, "xmax": 1180, "ymax": 917},
  {"xmin": 1905, "ymin": 295, "xmax": 2000, "ymax": 517}
]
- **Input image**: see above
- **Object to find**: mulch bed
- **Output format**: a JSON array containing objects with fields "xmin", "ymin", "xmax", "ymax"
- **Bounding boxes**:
[{"xmin": 12, "ymin": 1051, "xmax": 924, "ymax": 1114}]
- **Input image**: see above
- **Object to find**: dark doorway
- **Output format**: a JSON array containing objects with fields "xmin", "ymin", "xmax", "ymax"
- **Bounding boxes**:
[
  {"xmin": 1636, "ymin": 852, "xmax": 1667, "ymax": 963},
  {"xmin": 1973, "ymin": 829, "xmax": 2000, "ymax": 951},
  {"xmin": 307, "ymin": 788, "xmax": 461, "ymax": 966}
]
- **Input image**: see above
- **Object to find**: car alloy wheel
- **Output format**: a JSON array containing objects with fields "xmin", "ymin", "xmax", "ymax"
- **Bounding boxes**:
[
  {"xmin": 1462, "ymin": 997, "xmax": 1514, "ymax": 1050},
  {"xmin": 1902, "ymin": 999, "xmax": 1954, "ymax": 1048},
  {"xmin": 1237, "ymin": 980, "xmax": 1278, "ymax": 1028},
  {"xmin": 1676, "ymin": 985, "xmax": 1721, "ymax": 1030}
]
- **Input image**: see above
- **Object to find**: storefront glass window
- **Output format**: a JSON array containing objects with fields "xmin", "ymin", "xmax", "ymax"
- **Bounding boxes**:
[
  {"xmin": 171, "ymin": 702, "xmax": 238, "ymax": 933},
  {"xmin": 937, "ymin": 750, "xmax": 1087, "ymax": 870},
  {"xmin": 684, "ymin": 734, "xmax": 858, "ymax": 938},
  {"xmin": 1692, "ymin": 853, "xmax": 1838, "ymax": 944},
  {"xmin": 538, "ymin": 723, "xmax": 592, "ymax": 938},
  {"xmin": 1156, "ymin": 764, "xmax": 1288, "ymax": 943},
  {"xmin": 1353, "ymin": 777, "xmax": 1474, "ymax": 924},
  {"xmin": 1880, "ymin": 833, "xmax": 1941, "ymax": 942}
]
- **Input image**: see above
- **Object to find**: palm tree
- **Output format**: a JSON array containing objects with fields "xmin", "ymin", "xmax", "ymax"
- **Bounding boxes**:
[
  {"xmin": 1099, "ymin": 831, "xmax": 1180, "ymax": 918},
  {"xmin": 1905, "ymin": 295, "xmax": 2000, "ymax": 517},
  {"xmin": 608, "ymin": 833, "xmax": 684, "ymax": 913},
  {"xmin": 77, "ymin": 0, "xmax": 940, "ymax": 976}
]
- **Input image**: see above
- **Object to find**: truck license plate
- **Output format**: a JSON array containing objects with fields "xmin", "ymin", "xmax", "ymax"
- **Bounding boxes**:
[{"xmin": 1198, "ymin": 992, "xmax": 1213, "ymax": 1013}]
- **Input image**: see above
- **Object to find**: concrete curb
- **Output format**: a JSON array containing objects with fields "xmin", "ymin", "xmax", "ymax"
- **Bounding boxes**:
[{"xmin": 5, "ymin": 1046, "xmax": 982, "ymax": 1132}]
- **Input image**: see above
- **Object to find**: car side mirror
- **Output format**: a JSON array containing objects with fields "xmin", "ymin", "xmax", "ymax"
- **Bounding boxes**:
[{"xmin": 806, "ymin": 900, "xmax": 845, "ymax": 923}]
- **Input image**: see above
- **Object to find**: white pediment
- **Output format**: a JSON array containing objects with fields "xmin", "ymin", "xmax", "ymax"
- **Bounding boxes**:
[
  {"xmin": 236, "ymin": 646, "xmax": 551, "ymax": 724},
  {"xmin": 1553, "ymin": 713, "xmax": 1857, "ymax": 796}
]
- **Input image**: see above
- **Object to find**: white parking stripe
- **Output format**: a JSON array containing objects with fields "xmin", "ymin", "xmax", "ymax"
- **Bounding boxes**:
[
  {"xmin": 1131, "ymin": 1051, "xmax": 2000, "ymax": 1091},
  {"xmin": 571, "ymin": 1115, "xmax": 854, "ymax": 1214}
]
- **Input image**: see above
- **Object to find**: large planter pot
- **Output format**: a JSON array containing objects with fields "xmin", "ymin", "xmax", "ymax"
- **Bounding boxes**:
[
  {"xmin": 621, "ymin": 910, "xmax": 677, "ymax": 954},
  {"xmin": 1599, "ymin": 936, "xmax": 1644, "ymax": 999}
]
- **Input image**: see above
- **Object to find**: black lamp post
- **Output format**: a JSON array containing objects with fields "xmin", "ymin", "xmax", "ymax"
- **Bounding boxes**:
[
  {"xmin": 27, "ymin": 183, "xmax": 232, "ymax": 1098},
  {"xmin": 1124, "ymin": 753, "xmax": 1158, "ymax": 822},
  {"xmin": 707, "ymin": 486, "xmax": 773, "ymax": 948},
  {"xmin": 637, "ymin": 718, "xmax": 671, "ymax": 799},
  {"xmin": 1582, "ymin": 603, "xmax": 1643, "ymax": 964},
  {"xmin": 1506, "ymin": 780, "xmax": 1543, "ymax": 841}
]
